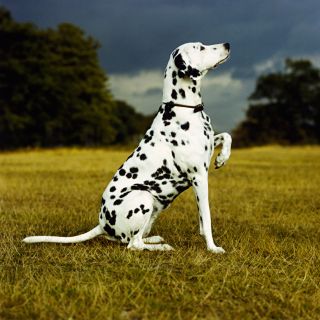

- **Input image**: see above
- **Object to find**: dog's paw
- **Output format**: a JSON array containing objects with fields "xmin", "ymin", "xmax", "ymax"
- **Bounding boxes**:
[
  {"xmin": 161, "ymin": 244, "xmax": 175, "ymax": 251},
  {"xmin": 143, "ymin": 236, "xmax": 165, "ymax": 244},
  {"xmin": 208, "ymin": 246, "xmax": 225, "ymax": 254},
  {"xmin": 214, "ymin": 151, "xmax": 229, "ymax": 169}
]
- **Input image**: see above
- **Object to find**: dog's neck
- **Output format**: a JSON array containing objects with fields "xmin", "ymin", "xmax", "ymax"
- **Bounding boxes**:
[{"xmin": 162, "ymin": 57, "xmax": 202, "ymax": 106}]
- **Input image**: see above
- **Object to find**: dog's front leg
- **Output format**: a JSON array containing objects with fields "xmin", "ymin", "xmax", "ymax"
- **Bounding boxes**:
[
  {"xmin": 213, "ymin": 133, "xmax": 232, "ymax": 169},
  {"xmin": 193, "ymin": 175, "xmax": 225, "ymax": 254}
]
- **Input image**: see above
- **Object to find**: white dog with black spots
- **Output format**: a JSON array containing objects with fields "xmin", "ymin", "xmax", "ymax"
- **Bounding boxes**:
[{"xmin": 23, "ymin": 42, "xmax": 232, "ymax": 253}]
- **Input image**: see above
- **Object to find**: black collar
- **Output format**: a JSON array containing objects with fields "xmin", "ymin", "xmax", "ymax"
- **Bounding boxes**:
[{"xmin": 163, "ymin": 102, "xmax": 204, "ymax": 113}]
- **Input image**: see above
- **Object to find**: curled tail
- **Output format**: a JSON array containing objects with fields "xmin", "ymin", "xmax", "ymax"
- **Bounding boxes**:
[{"xmin": 22, "ymin": 225, "xmax": 104, "ymax": 244}]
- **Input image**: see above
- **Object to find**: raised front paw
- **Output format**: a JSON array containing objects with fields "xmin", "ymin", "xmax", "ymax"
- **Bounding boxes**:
[
  {"xmin": 214, "ymin": 151, "xmax": 230, "ymax": 169},
  {"xmin": 208, "ymin": 246, "xmax": 226, "ymax": 254}
]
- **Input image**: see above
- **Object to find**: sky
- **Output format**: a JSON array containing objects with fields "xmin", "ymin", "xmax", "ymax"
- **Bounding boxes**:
[{"xmin": 1, "ymin": 0, "xmax": 320, "ymax": 131}]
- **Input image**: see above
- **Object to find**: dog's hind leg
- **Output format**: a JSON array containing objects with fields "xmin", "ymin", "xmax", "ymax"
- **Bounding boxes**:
[
  {"xmin": 142, "ymin": 211, "xmax": 167, "ymax": 245},
  {"xmin": 112, "ymin": 190, "xmax": 172, "ymax": 251},
  {"xmin": 129, "ymin": 235, "xmax": 173, "ymax": 251},
  {"xmin": 128, "ymin": 214, "xmax": 173, "ymax": 251}
]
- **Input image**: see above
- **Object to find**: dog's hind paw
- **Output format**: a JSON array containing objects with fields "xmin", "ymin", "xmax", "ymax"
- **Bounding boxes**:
[
  {"xmin": 143, "ymin": 236, "xmax": 165, "ymax": 244},
  {"xmin": 161, "ymin": 244, "xmax": 175, "ymax": 251}
]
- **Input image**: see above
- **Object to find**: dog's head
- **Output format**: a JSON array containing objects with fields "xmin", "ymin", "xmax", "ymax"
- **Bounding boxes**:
[{"xmin": 172, "ymin": 42, "xmax": 230, "ymax": 80}]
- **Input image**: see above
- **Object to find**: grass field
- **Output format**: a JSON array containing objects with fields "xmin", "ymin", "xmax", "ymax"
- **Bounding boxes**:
[{"xmin": 1, "ymin": 146, "xmax": 320, "ymax": 319}]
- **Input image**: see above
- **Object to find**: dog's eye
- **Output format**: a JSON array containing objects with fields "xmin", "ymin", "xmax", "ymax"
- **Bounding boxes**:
[{"xmin": 200, "ymin": 46, "xmax": 205, "ymax": 51}]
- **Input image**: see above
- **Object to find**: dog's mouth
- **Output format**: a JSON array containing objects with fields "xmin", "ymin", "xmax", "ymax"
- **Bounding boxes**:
[
  {"xmin": 210, "ymin": 53, "xmax": 230, "ymax": 70},
  {"xmin": 219, "ymin": 53, "xmax": 230, "ymax": 64}
]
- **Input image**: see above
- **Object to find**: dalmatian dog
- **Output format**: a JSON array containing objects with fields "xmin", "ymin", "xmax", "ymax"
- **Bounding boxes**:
[{"xmin": 23, "ymin": 42, "xmax": 232, "ymax": 253}]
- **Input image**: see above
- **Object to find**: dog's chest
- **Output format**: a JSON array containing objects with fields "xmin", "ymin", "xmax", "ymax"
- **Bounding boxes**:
[
  {"xmin": 158, "ymin": 109, "xmax": 215, "ymax": 163},
  {"xmin": 142, "ymin": 109, "xmax": 215, "ymax": 182}
]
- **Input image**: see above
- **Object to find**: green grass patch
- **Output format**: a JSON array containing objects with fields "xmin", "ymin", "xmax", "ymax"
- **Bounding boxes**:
[{"xmin": 1, "ymin": 146, "xmax": 320, "ymax": 319}]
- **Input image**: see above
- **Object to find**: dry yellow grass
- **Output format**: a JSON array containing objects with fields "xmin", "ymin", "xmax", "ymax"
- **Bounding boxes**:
[{"xmin": 0, "ymin": 146, "xmax": 320, "ymax": 319}]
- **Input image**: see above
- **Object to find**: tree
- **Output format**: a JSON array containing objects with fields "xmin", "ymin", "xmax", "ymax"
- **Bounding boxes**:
[
  {"xmin": 0, "ymin": 6, "xmax": 152, "ymax": 149},
  {"xmin": 232, "ymin": 59, "xmax": 320, "ymax": 147},
  {"xmin": 0, "ymin": 7, "xmax": 116, "ymax": 148},
  {"xmin": 112, "ymin": 100, "xmax": 155, "ymax": 144}
]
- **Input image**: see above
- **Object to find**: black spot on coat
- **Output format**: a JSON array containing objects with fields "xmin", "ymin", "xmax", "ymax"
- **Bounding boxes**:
[
  {"xmin": 179, "ymin": 89, "xmax": 186, "ymax": 98},
  {"xmin": 104, "ymin": 224, "xmax": 116, "ymax": 237},
  {"xmin": 114, "ymin": 199, "xmax": 123, "ymax": 206},
  {"xmin": 105, "ymin": 209, "xmax": 116, "ymax": 225},
  {"xmin": 171, "ymin": 140, "xmax": 178, "ymax": 146},
  {"xmin": 140, "ymin": 154, "xmax": 147, "ymax": 161},
  {"xmin": 174, "ymin": 53, "xmax": 186, "ymax": 71},
  {"xmin": 181, "ymin": 122, "xmax": 190, "ymax": 130},
  {"xmin": 171, "ymin": 89, "xmax": 177, "ymax": 100},
  {"xmin": 127, "ymin": 210, "xmax": 133, "ymax": 219},
  {"xmin": 172, "ymin": 49, "xmax": 179, "ymax": 58},
  {"xmin": 162, "ymin": 103, "xmax": 176, "ymax": 122},
  {"xmin": 131, "ymin": 184, "xmax": 149, "ymax": 191},
  {"xmin": 143, "ymin": 130, "xmax": 153, "ymax": 144},
  {"xmin": 120, "ymin": 191, "xmax": 130, "ymax": 198},
  {"xmin": 187, "ymin": 66, "xmax": 201, "ymax": 79}
]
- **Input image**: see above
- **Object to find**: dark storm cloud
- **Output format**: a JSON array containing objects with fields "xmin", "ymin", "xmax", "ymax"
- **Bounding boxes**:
[
  {"xmin": 1, "ymin": 0, "xmax": 320, "ymax": 130},
  {"xmin": 2, "ymin": 0, "xmax": 320, "ymax": 77}
]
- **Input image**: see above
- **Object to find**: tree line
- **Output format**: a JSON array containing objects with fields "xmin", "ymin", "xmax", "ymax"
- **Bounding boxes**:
[
  {"xmin": 0, "ymin": 6, "xmax": 319, "ymax": 149},
  {"xmin": 232, "ymin": 59, "xmax": 320, "ymax": 147},
  {"xmin": 0, "ymin": 7, "xmax": 153, "ymax": 149}
]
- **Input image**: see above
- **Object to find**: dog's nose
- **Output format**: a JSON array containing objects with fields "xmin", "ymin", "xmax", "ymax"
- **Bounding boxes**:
[{"xmin": 223, "ymin": 43, "xmax": 230, "ymax": 51}]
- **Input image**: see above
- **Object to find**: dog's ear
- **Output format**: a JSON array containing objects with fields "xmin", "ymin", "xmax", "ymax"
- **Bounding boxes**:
[
  {"xmin": 173, "ymin": 50, "xmax": 202, "ymax": 80},
  {"xmin": 173, "ymin": 52, "xmax": 187, "ymax": 78}
]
